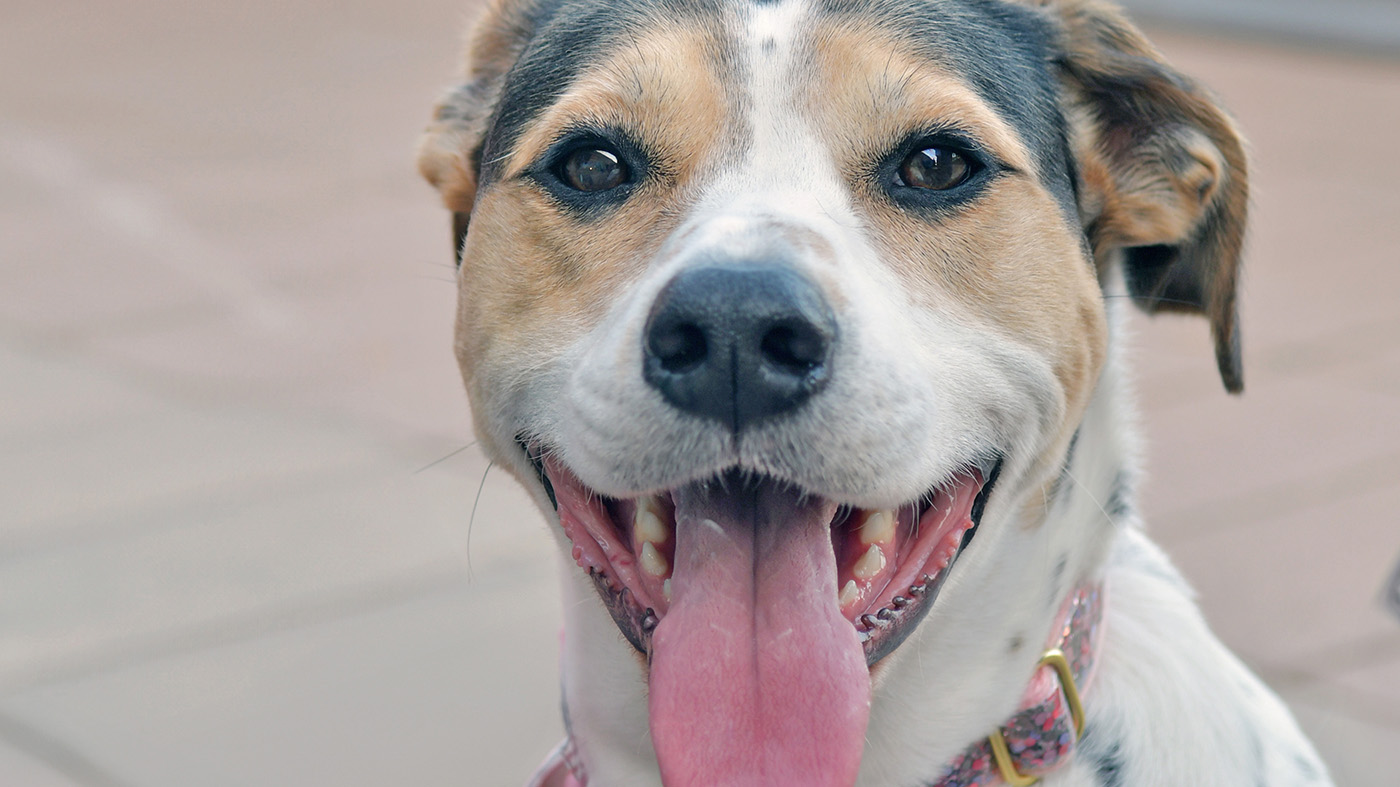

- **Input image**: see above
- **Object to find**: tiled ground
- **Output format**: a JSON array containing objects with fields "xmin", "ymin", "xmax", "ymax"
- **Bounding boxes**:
[{"xmin": 2, "ymin": 2, "xmax": 1397, "ymax": 785}]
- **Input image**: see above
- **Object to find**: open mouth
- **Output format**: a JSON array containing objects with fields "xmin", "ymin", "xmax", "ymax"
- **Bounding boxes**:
[
  {"xmin": 527, "ymin": 445, "xmax": 1000, "ymax": 784},
  {"xmin": 528, "ymin": 448, "xmax": 1000, "ymax": 668}
]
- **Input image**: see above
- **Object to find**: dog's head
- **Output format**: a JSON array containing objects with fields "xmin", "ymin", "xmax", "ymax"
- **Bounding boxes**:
[{"xmin": 420, "ymin": 0, "xmax": 1246, "ymax": 783}]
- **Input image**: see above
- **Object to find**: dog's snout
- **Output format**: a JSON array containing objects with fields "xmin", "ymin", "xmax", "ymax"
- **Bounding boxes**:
[{"xmin": 643, "ymin": 263, "xmax": 836, "ymax": 432}]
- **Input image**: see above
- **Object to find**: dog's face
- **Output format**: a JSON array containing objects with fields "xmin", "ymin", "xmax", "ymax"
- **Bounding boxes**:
[{"xmin": 421, "ymin": 1, "xmax": 1246, "ymax": 783}]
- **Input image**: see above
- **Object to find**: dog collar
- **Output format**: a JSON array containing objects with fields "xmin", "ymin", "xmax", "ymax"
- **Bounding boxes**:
[
  {"xmin": 526, "ymin": 583, "xmax": 1103, "ymax": 787},
  {"xmin": 929, "ymin": 581, "xmax": 1103, "ymax": 787}
]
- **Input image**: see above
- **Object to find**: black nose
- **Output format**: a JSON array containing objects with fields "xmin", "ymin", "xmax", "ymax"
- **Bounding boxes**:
[{"xmin": 643, "ymin": 263, "xmax": 837, "ymax": 432}]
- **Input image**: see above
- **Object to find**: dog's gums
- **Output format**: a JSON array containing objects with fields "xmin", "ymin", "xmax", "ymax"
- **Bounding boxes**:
[{"xmin": 536, "ymin": 453, "xmax": 998, "ymax": 668}]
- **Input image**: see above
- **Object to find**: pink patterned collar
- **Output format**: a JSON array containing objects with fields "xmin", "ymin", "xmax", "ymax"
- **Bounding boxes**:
[{"xmin": 528, "ymin": 583, "xmax": 1104, "ymax": 787}]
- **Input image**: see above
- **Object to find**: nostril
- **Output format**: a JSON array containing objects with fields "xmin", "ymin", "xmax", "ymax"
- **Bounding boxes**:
[
  {"xmin": 642, "ymin": 262, "xmax": 837, "ymax": 432},
  {"xmin": 650, "ymin": 321, "xmax": 709, "ymax": 374},
  {"xmin": 760, "ymin": 321, "xmax": 829, "ymax": 377}
]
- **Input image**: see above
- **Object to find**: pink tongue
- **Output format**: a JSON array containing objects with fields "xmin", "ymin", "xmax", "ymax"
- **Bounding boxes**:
[{"xmin": 648, "ymin": 482, "xmax": 871, "ymax": 787}]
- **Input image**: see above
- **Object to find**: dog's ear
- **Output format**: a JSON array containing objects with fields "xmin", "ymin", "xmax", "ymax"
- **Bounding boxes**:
[
  {"xmin": 1030, "ymin": 0, "xmax": 1249, "ymax": 392},
  {"xmin": 417, "ymin": 0, "xmax": 538, "ymax": 264}
]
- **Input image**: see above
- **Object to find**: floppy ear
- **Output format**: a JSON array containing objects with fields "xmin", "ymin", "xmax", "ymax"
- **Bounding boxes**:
[
  {"xmin": 417, "ymin": 0, "xmax": 538, "ymax": 264},
  {"xmin": 1036, "ymin": 0, "xmax": 1249, "ymax": 393}
]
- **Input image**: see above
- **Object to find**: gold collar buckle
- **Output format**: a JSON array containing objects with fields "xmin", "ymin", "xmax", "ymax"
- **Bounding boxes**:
[{"xmin": 986, "ymin": 648, "xmax": 1085, "ymax": 786}]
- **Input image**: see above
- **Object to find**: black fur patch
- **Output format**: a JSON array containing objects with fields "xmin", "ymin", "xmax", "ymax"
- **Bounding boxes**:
[
  {"xmin": 1096, "ymin": 746, "xmax": 1125, "ymax": 787},
  {"xmin": 1078, "ymin": 723, "xmax": 1125, "ymax": 787},
  {"xmin": 1105, "ymin": 468, "xmax": 1134, "ymax": 521},
  {"xmin": 1050, "ymin": 428, "xmax": 1081, "ymax": 502}
]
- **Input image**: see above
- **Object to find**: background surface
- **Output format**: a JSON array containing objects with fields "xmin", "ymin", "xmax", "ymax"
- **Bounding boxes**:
[{"xmin": 3, "ymin": 1, "xmax": 1399, "ymax": 785}]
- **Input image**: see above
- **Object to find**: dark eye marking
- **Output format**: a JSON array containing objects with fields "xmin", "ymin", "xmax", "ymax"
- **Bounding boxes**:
[
  {"xmin": 879, "ymin": 130, "xmax": 1000, "ymax": 212},
  {"xmin": 897, "ymin": 146, "xmax": 974, "ymax": 191},
  {"xmin": 528, "ymin": 129, "xmax": 647, "ymax": 214},
  {"xmin": 559, "ymin": 147, "xmax": 628, "ymax": 192}
]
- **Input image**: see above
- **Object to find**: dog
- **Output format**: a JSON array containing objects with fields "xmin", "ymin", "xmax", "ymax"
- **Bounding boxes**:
[{"xmin": 417, "ymin": 1, "xmax": 1334, "ymax": 784}]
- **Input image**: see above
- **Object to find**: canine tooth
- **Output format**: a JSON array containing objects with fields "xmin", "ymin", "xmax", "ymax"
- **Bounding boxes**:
[
  {"xmin": 634, "ymin": 504, "xmax": 669, "ymax": 545},
  {"xmin": 663, "ymin": 578, "xmax": 672, "ymax": 602},
  {"xmin": 839, "ymin": 580, "xmax": 859, "ymax": 608},
  {"xmin": 860, "ymin": 510, "xmax": 896, "ymax": 545},
  {"xmin": 640, "ymin": 541, "xmax": 670, "ymax": 577},
  {"xmin": 852, "ymin": 545, "xmax": 886, "ymax": 581}
]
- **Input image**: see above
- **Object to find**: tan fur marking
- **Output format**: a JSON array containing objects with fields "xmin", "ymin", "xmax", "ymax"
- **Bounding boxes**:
[
  {"xmin": 452, "ymin": 24, "xmax": 731, "ymax": 453},
  {"xmin": 504, "ymin": 26, "xmax": 729, "ymax": 184},
  {"xmin": 806, "ymin": 22, "xmax": 1108, "ymax": 429},
  {"xmin": 803, "ymin": 24, "xmax": 1036, "ymax": 177}
]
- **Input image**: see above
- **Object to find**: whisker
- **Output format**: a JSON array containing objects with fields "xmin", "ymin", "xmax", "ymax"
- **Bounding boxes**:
[
  {"xmin": 416, "ymin": 441, "xmax": 480, "ymax": 474},
  {"xmin": 1061, "ymin": 467, "xmax": 1116, "ymax": 529},
  {"xmin": 466, "ymin": 461, "xmax": 496, "ymax": 581},
  {"xmin": 416, "ymin": 259, "xmax": 459, "ymax": 271},
  {"xmin": 1100, "ymin": 294, "xmax": 1207, "ymax": 309}
]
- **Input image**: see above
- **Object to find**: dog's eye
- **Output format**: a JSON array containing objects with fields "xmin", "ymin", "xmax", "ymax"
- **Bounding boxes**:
[
  {"xmin": 898, "ymin": 147, "xmax": 973, "ymax": 191},
  {"xmin": 560, "ymin": 147, "xmax": 628, "ymax": 192}
]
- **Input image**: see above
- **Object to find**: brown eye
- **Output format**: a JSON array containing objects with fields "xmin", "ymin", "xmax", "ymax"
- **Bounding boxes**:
[
  {"xmin": 561, "ymin": 147, "xmax": 627, "ymax": 192},
  {"xmin": 899, "ymin": 146, "xmax": 972, "ymax": 190}
]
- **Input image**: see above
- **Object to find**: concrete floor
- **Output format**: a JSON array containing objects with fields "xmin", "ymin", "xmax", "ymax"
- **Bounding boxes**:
[{"xmin": 2, "ymin": 1, "xmax": 1398, "ymax": 785}]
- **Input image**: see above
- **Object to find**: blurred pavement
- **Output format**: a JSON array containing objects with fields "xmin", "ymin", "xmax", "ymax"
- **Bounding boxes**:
[{"xmin": 2, "ymin": 1, "xmax": 1399, "ymax": 785}]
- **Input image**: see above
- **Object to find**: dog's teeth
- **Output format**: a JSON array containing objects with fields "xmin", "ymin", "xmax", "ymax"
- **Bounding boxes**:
[
  {"xmin": 663, "ymin": 578, "xmax": 672, "ymax": 602},
  {"xmin": 640, "ymin": 541, "xmax": 670, "ymax": 578},
  {"xmin": 839, "ymin": 580, "xmax": 859, "ymax": 607},
  {"xmin": 853, "ymin": 545, "xmax": 886, "ymax": 581},
  {"xmin": 634, "ymin": 500, "xmax": 669, "ymax": 546},
  {"xmin": 859, "ymin": 510, "xmax": 896, "ymax": 545}
]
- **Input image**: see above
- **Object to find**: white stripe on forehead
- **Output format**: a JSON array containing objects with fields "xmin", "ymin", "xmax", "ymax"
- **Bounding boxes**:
[
  {"xmin": 747, "ymin": 0, "xmax": 807, "ymax": 52},
  {"xmin": 743, "ymin": 0, "xmax": 819, "ymax": 181},
  {"xmin": 691, "ymin": 0, "xmax": 854, "ymax": 230}
]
